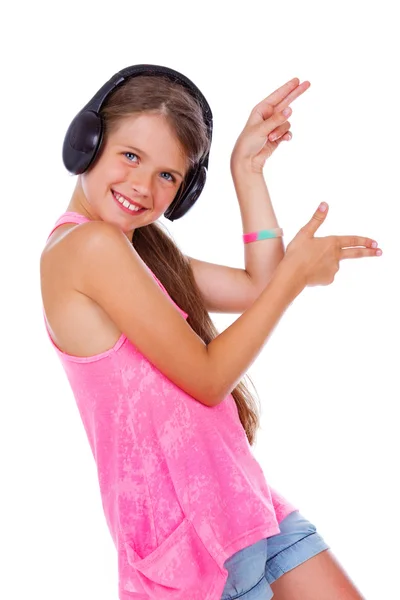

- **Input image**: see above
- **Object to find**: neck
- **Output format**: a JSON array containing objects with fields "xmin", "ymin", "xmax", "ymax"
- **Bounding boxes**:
[
  {"xmin": 66, "ymin": 178, "xmax": 97, "ymax": 220},
  {"xmin": 66, "ymin": 177, "xmax": 136, "ymax": 243}
]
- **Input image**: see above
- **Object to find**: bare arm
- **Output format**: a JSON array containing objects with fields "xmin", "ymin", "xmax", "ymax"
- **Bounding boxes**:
[
  {"xmin": 70, "ymin": 221, "xmax": 304, "ymax": 407},
  {"xmin": 186, "ymin": 257, "xmax": 259, "ymax": 313},
  {"xmin": 206, "ymin": 263, "xmax": 303, "ymax": 402},
  {"xmin": 232, "ymin": 169, "xmax": 285, "ymax": 288}
]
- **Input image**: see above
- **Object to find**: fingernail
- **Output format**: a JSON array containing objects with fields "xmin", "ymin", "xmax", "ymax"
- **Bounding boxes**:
[
  {"xmin": 283, "ymin": 108, "xmax": 291, "ymax": 117},
  {"xmin": 371, "ymin": 241, "xmax": 378, "ymax": 248},
  {"xmin": 319, "ymin": 202, "xmax": 327, "ymax": 212},
  {"xmin": 376, "ymin": 250, "xmax": 382, "ymax": 256}
]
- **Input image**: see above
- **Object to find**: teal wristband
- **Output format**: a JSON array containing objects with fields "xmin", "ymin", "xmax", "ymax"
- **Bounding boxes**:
[{"xmin": 243, "ymin": 228, "xmax": 284, "ymax": 243}]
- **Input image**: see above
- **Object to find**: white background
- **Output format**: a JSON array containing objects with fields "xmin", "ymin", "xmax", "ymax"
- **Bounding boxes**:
[{"xmin": 1, "ymin": 1, "xmax": 398, "ymax": 598}]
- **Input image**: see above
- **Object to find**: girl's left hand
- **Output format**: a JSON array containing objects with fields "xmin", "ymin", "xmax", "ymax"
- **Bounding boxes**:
[{"xmin": 230, "ymin": 77, "xmax": 311, "ymax": 174}]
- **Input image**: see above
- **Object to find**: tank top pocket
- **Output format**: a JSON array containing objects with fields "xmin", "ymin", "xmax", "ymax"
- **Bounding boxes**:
[{"xmin": 123, "ymin": 517, "xmax": 222, "ymax": 599}]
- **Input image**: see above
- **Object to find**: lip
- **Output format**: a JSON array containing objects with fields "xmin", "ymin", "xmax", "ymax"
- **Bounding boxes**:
[
  {"xmin": 111, "ymin": 190, "xmax": 148, "ymax": 216},
  {"xmin": 112, "ymin": 189, "xmax": 145, "ymax": 209}
]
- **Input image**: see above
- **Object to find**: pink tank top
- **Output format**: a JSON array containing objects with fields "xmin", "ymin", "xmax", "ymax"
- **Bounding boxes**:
[{"xmin": 43, "ymin": 211, "xmax": 297, "ymax": 600}]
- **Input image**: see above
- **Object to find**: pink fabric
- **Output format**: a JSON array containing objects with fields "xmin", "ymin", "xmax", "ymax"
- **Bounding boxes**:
[{"xmin": 43, "ymin": 212, "xmax": 297, "ymax": 600}]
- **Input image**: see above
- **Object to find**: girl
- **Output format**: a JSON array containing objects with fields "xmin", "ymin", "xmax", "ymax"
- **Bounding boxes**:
[{"xmin": 40, "ymin": 65, "xmax": 379, "ymax": 599}]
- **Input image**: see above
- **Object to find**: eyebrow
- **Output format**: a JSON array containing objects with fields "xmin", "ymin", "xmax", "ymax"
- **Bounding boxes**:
[{"xmin": 122, "ymin": 145, "xmax": 185, "ymax": 179}]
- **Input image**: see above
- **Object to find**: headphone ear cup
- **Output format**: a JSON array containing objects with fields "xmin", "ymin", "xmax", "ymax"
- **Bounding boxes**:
[
  {"xmin": 164, "ymin": 164, "xmax": 207, "ymax": 221},
  {"xmin": 63, "ymin": 110, "xmax": 103, "ymax": 175}
]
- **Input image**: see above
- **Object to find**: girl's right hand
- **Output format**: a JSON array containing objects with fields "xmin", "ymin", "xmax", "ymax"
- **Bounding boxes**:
[{"xmin": 283, "ymin": 203, "xmax": 382, "ymax": 287}]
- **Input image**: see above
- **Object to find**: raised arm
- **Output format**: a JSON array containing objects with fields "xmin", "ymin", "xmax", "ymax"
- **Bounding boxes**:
[
  {"xmin": 229, "ymin": 76, "xmax": 311, "ymax": 290},
  {"xmin": 68, "ymin": 203, "xmax": 377, "ymax": 407},
  {"xmin": 69, "ymin": 220, "xmax": 304, "ymax": 408}
]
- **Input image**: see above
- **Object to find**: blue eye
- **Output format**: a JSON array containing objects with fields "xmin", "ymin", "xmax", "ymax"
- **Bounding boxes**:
[
  {"xmin": 124, "ymin": 152, "xmax": 139, "ymax": 162},
  {"xmin": 123, "ymin": 152, "xmax": 176, "ymax": 183},
  {"xmin": 161, "ymin": 172, "xmax": 175, "ymax": 183}
]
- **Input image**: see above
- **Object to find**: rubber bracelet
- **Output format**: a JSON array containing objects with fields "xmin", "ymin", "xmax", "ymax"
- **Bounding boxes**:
[{"xmin": 243, "ymin": 228, "xmax": 284, "ymax": 243}]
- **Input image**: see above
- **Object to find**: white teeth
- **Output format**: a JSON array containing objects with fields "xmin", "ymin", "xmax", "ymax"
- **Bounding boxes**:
[{"xmin": 113, "ymin": 192, "xmax": 143, "ymax": 213}]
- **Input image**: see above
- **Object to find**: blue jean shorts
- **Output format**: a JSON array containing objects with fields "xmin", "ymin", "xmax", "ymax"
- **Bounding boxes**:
[{"xmin": 220, "ymin": 510, "xmax": 330, "ymax": 600}]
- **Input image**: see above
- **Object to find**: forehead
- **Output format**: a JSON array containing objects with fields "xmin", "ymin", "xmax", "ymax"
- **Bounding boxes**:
[{"xmin": 111, "ymin": 113, "xmax": 188, "ymax": 166}]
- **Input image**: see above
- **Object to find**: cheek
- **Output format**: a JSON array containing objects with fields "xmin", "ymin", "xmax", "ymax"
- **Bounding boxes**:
[
  {"xmin": 86, "ymin": 160, "xmax": 128, "ymax": 192},
  {"xmin": 102, "ymin": 160, "xmax": 128, "ymax": 184},
  {"xmin": 109, "ymin": 160, "xmax": 129, "ymax": 178},
  {"xmin": 157, "ymin": 187, "xmax": 179, "ymax": 211}
]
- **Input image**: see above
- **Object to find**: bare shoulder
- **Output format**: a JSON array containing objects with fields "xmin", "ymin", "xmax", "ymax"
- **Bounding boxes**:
[
  {"xmin": 69, "ymin": 217, "xmax": 124, "ymax": 245},
  {"xmin": 44, "ymin": 218, "xmax": 122, "ymax": 256},
  {"xmin": 41, "ymin": 219, "xmax": 127, "ymax": 289},
  {"xmin": 65, "ymin": 219, "xmax": 152, "ymax": 291},
  {"xmin": 42, "ymin": 219, "xmax": 217, "ymax": 407},
  {"xmin": 40, "ymin": 220, "xmax": 126, "ymax": 358}
]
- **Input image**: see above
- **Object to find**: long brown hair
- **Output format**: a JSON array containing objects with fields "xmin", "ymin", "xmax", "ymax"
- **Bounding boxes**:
[{"xmin": 100, "ymin": 74, "xmax": 262, "ymax": 446}]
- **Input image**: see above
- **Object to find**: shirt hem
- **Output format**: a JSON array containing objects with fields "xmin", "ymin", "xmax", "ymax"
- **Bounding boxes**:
[{"xmin": 118, "ymin": 516, "xmax": 297, "ymax": 600}]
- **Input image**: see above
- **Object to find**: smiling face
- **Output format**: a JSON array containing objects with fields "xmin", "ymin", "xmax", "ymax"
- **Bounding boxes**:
[{"xmin": 68, "ymin": 112, "xmax": 189, "ymax": 241}]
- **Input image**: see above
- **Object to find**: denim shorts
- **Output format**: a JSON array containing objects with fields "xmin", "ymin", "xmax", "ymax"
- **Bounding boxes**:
[{"xmin": 220, "ymin": 510, "xmax": 330, "ymax": 600}]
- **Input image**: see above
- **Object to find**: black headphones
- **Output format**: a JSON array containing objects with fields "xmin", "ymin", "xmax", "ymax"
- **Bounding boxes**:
[{"xmin": 62, "ymin": 64, "xmax": 213, "ymax": 221}]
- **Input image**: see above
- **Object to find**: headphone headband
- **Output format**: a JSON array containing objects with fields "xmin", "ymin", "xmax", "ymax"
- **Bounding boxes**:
[{"xmin": 62, "ymin": 64, "xmax": 213, "ymax": 221}]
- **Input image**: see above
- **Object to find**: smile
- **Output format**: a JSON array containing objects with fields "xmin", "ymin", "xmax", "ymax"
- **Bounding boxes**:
[{"xmin": 112, "ymin": 190, "xmax": 147, "ymax": 214}]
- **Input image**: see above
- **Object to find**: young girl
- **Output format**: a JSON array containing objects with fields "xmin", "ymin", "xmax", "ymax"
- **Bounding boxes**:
[{"xmin": 40, "ymin": 64, "xmax": 379, "ymax": 600}]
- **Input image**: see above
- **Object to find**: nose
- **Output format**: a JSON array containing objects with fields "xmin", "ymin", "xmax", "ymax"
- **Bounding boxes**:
[{"xmin": 129, "ymin": 168, "xmax": 152, "ymax": 197}]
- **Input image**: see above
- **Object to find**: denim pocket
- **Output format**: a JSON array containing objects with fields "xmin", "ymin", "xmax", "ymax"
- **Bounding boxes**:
[
  {"xmin": 124, "ymin": 517, "xmax": 221, "ymax": 599},
  {"xmin": 221, "ymin": 538, "xmax": 268, "ymax": 600}
]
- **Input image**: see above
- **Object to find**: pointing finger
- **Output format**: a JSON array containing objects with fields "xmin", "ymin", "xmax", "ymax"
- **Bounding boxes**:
[
  {"xmin": 264, "ymin": 78, "xmax": 300, "ymax": 106},
  {"xmin": 274, "ymin": 80, "xmax": 311, "ymax": 112},
  {"xmin": 340, "ymin": 246, "xmax": 383, "ymax": 259},
  {"xmin": 337, "ymin": 236, "xmax": 378, "ymax": 249}
]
